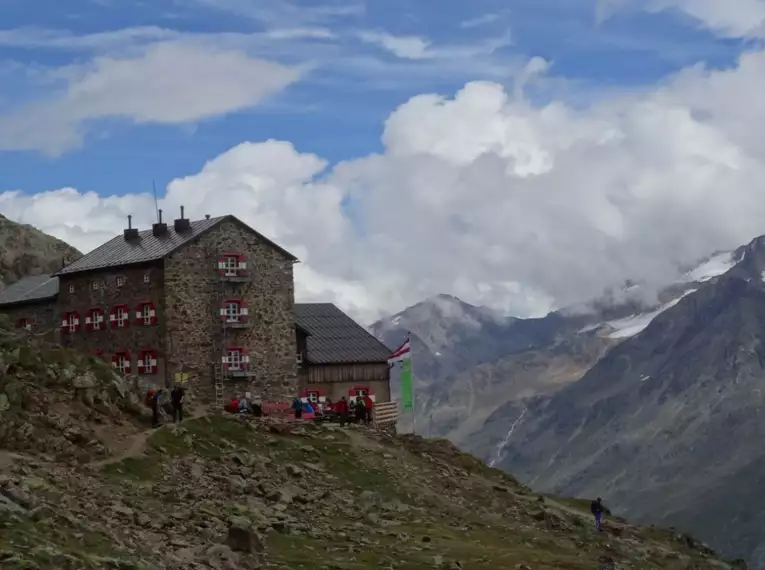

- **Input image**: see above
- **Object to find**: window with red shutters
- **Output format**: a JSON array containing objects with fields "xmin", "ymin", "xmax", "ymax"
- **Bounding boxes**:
[
  {"xmin": 137, "ymin": 349, "xmax": 159, "ymax": 375},
  {"xmin": 16, "ymin": 318, "xmax": 31, "ymax": 331},
  {"xmin": 112, "ymin": 351, "xmax": 131, "ymax": 375},
  {"xmin": 217, "ymin": 253, "xmax": 248, "ymax": 277},
  {"xmin": 85, "ymin": 308, "xmax": 105, "ymax": 331},
  {"xmin": 222, "ymin": 347, "xmax": 249, "ymax": 372},
  {"xmin": 219, "ymin": 298, "xmax": 248, "ymax": 323},
  {"xmin": 110, "ymin": 305, "xmax": 129, "ymax": 329},
  {"xmin": 135, "ymin": 302, "xmax": 157, "ymax": 326},
  {"xmin": 60, "ymin": 312, "xmax": 80, "ymax": 334}
]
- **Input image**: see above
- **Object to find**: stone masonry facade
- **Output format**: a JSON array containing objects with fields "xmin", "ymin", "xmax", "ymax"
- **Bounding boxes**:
[
  {"xmin": 57, "ymin": 263, "xmax": 166, "ymax": 383},
  {"xmin": 163, "ymin": 219, "xmax": 298, "ymax": 402},
  {"xmin": 2, "ymin": 300, "xmax": 58, "ymax": 342}
]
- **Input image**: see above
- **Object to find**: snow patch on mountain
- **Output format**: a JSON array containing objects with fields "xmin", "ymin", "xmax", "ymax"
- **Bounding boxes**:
[
  {"xmin": 683, "ymin": 252, "xmax": 736, "ymax": 283},
  {"xmin": 605, "ymin": 289, "xmax": 697, "ymax": 339}
]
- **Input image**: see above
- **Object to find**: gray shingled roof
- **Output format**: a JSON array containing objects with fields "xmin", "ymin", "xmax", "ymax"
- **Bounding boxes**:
[
  {"xmin": 55, "ymin": 215, "xmax": 296, "ymax": 276},
  {"xmin": 0, "ymin": 275, "xmax": 59, "ymax": 306},
  {"xmin": 295, "ymin": 303, "xmax": 392, "ymax": 364}
]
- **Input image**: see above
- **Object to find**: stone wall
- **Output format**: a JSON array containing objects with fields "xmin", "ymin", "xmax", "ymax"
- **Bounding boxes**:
[
  {"xmin": 163, "ymin": 219, "xmax": 297, "ymax": 402},
  {"xmin": 57, "ymin": 262, "xmax": 167, "ymax": 386},
  {"xmin": 0, "ymin": 298, "xmax": 58, "ymax": 342}
]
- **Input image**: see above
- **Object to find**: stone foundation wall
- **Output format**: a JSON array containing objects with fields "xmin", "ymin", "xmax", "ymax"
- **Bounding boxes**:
[{"xmin": 163, "ymin": 219, "xmax": 297, "ymax": 402}]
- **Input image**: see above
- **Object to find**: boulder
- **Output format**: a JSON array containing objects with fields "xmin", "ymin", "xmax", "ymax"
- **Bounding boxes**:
[{"xmin": 225, "ymin": 517, "xmax": 263, "ymax": 553}]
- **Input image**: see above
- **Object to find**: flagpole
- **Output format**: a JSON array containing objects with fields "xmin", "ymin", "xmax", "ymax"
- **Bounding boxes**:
[{"xmin": 409, "ymin": 331, "xmax": 417, "ymax": 436}]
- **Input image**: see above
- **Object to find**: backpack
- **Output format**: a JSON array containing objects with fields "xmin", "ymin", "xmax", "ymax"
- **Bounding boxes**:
[{"xmin": 144, "ymin": 389, "xmax": 156, "ymax": 408}]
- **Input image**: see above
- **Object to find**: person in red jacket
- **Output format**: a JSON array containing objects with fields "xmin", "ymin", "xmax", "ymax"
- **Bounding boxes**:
[
  {"xmin": 363, "ymin": 395, "xmax": 374, "ymax": 426},
  {"xmin": 334, "ymin": 396, "xmax": 349, "ymax": 426}
]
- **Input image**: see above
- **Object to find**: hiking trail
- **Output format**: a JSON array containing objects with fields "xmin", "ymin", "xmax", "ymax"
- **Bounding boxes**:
[{"xmin": 88, "ymin": 406, "xmax": 210, "ymax": 468}]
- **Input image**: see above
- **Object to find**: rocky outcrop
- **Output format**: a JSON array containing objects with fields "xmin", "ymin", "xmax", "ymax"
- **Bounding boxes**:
[
  {"xmin": 0, "ymin": 313, "xmax": 145, "ymax": 463},
  {"xmin": 0, "ymin": 213, "xmax": 80, "ymax": 289}
]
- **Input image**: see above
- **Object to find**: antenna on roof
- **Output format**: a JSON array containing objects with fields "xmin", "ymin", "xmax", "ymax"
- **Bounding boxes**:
[{"xmin": 152, "ymin": 180, "xmax": 159, "ymax": 222}]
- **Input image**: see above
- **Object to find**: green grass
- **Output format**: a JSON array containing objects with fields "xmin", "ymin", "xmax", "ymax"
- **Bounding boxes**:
[{"xmin": 0, "ymin": 513, "xmax": 148, "ymax": 570}]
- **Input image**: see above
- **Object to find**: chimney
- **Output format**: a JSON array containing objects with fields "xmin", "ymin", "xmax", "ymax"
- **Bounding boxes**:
[
  {"xmin": 123, "ymin": 215, "xmax": 139, "ymax": 241},
  {"xmin": 205, "ymin": 214, "xmax": 210, "ymax": 220},
  {"xmin": 174, "ymin": 205, "xmax": 191, "ymax": 233},
  {"xmin": 152, "ymin": 208, "xmax": 168, "ymax": 237}
]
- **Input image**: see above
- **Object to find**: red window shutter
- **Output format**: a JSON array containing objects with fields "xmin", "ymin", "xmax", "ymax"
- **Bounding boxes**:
[
  {"xmin": 239, "ymin": 299, "xmax": 249, "ymax": 323},
  {"xmin": 241, "ymin": 347, "xmax": 250, "ymax": 370},
  {"xmin": 217, "ymin": 255, "xmax": 227, "ymax": 277},
  {"xmin": 237, "ymin": 254, "xmax": 248, "ymax": 276},
  {"xmin": 85, "ymin": 309, "xmax": 94, "ymax": 331},
  {"xmin": 73, "ymin": 312, "xmax": 80, "ymax": 332}
]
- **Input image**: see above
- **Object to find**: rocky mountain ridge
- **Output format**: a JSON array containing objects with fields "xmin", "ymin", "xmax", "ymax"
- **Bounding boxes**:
[
  {"xmin": 0, "ymin": 213, "xmax": 81, "ymax": 289},
  {"xmin": 496, "ymin": 234, "xmax": 765, "ymax": 568}
]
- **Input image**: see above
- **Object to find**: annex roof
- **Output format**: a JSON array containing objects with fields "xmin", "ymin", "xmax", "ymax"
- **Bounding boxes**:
[
  {"xmin": 295, "ymin": 303, "xmax": 392, "ymax": 364},
  {"xmin": 55, "ymin": 215, "xmax": 297, "ymax": 276},
  {"xmin": 0, "ymin": 274, "xmax": 58, "ymax": 307}
]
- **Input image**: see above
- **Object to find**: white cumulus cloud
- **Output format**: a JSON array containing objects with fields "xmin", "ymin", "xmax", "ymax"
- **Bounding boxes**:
[
  {"xmin": 6, "ymin": 49, "xmax": 765, "ymax": 324},
  {"xmin": 0, "ymin": 40, "xmax": 303, "ymax": 155}
]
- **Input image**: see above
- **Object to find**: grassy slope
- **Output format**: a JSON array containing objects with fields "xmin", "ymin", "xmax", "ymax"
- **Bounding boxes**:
[{"xmin": 1, "ymin": 415, "xmax": 736, "ymax": 570}]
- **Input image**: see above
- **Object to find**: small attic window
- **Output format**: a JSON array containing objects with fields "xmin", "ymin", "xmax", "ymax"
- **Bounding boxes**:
[
  {"xmin": 116, "ymin": 276, "xmax": 125, "ymax": 287},
  {"xmin": 91, "ymin": 281, "xmax": 99, "ymax": 291},
  {"xmin": 68, "ymin": 284, "xmax": 75, "ymax": 293},
  {"xmin": 143, "ymin": 273, "xmax": 150, "ymax": 284}
]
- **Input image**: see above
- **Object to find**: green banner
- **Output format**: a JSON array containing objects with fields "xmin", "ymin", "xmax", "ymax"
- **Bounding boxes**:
[{"xmin": 400, "ymin": 358, "xmax": 413, "ymax": 411}]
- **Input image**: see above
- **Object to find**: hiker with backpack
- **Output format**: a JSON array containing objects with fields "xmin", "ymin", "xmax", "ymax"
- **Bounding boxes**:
[
  {"xmin": 591, "ymin": 497, "xmax": 606, "ymax": 531},
  {"xmin": 151, "ymin": 389, "xmax": 164, "ymax": 428}
]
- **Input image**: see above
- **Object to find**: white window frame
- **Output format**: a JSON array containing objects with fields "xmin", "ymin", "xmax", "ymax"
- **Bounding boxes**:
[
  {"xmin": 91, "ymin": 281, "xmax": 99, "ymax": 291},
  {"xmin": 115, "ymin": 306, "xmax": 128, "ymax": 328},
  {"xmin": 114, "ymin": 353, "xmax": 130, "ymax": 374},
  {"xmin": 65, "ymin": 313, "xmax": 78, "ymax": 334},
  {"xmin": 222, "ymin": 255, "xmax": 239, "ymax": 277},
  {"xmin": 68, "ymin": 284, "xmax": 75, "ymax": 293},
  {"xmin": 140, "ymin": 304, "xmax": 154, "ymax": 326},
  {"xmin": 307, "ymin": 391, "xmax": 319, "ymax": 403},
  {"xmin": 143, "ymin": 273, "xmax": 150, "ymax": 284},
  {"xmin": 224, "ymin": 301, "xmax": 241, "ymax": 323},
  {"xmin": 89, "ymin": 310, "xmax": 104, "ymax": 331},
  {"xmin": 355, "ymin": 388, "xmax": 368, "ymax": 397},
  {"xmin": 116, "ymin": 276, "xmax": 125, "ymax": 287},
  {"xmin": 138, "ymin": 351, "xmax": 158, "ymax": 374},
  {"xmin": 19, "ymin": 319, "xmax": 31, "ymax": 331},
  {"xmin": 227, "ymin": 349, "xmax": 243, "ymax": 371}
]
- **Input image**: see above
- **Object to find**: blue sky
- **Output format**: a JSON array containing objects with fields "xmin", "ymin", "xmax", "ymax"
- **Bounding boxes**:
[
  {"xmin": 4, "ymin": 0, "xmax": 765, "ymax": 321},
  {"xmin": 0, "ymin": 0, "xmax": 754, "ymax": 197}
]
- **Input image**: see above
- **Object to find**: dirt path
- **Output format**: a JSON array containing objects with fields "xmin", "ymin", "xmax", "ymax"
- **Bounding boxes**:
[{"xmin": 88, "ymin": 405, "xmax": 211, "ymax": 469}]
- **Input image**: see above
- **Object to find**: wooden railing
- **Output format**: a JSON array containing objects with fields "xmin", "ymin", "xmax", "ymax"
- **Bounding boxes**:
[{"xmin": 374, "ymin": 401, "xmax": 398, "ymax": 425}]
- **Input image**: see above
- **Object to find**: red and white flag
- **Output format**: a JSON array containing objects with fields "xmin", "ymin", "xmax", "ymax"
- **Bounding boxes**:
[{"xmin": 388, "ymin": 335, "xmax": 411, "ymax": 363}]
